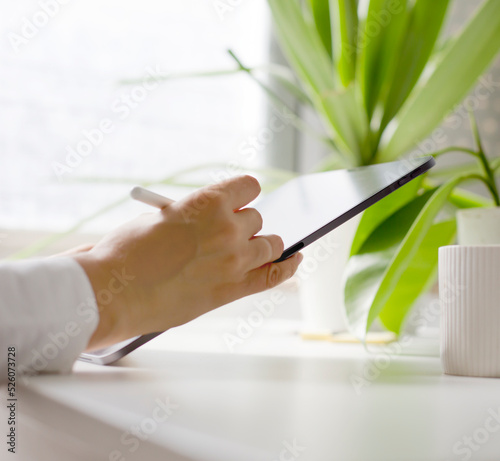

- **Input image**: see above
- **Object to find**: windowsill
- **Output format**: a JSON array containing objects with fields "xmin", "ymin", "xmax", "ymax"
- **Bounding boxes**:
[{"xmin": 0, "ymin": 229, "xmax": 103, "ymax": 260}]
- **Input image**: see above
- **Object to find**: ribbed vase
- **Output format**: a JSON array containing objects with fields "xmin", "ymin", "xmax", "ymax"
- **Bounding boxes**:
[{"xmin": 440, "ymin": 245, "xmax": 500, "ymax": 377}]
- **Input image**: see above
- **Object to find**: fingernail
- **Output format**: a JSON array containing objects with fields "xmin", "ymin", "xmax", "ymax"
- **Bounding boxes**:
[{"xmin": 297, "ymin": 253, "xmax": 303, "ymax": 263}]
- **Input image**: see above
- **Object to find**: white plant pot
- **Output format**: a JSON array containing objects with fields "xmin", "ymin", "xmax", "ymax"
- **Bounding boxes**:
[
  {"xmin": 297, "ymin": 216, "xmax": 360, "ymax": 335},
  {"xmin": 457, "ymin": 207, "xmax": 500, "ymax": 245},
  {"xmin": 440, "ymin": 245, "xmax": 500, "ymax": 377},
  {"xmin": 440, "ymin": 206, "xmax": 500, "ymax": 376}
]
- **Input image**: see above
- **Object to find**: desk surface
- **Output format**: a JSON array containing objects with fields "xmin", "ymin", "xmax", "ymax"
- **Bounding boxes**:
[{"xmin": 13, "ymin": 291, "xmax": 500, "ymax": 461}]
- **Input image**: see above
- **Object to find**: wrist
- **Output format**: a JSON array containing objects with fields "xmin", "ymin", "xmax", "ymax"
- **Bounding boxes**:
[{"xmin": 73, "ymin": 253, "xmax": 133, "ymax": 350}]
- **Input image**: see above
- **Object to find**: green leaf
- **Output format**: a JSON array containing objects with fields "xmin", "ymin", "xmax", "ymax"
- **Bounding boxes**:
[
  {"xmin": 378, "ymin": 0, "xmax": 500, "ymax": 161},
  {"xmin": 378, "ymin": 220, "xmax": 456, "ymax": 333},
  {"xmin": 469, "ymin": 111, "xmax": 500, "ymax": 205},
  {"xmin": 350, "ymin": 174, "xmax": 423, "ymax": 255},
  {"xmin": 344, "ymin": 176, "xmax": 463, "ymax": 339},
  {"xmin": 356, "ymin": 190, "xmax": 435, "ymax": 254},
  {"xmin": 447, "ymin": 187, "xmax": 492, "ymax": 209},
  {"xmin": 357, "ymin": 0, "xmax": 408, "ymax": 121},
  {"xmin": 262, "ymin": 64, "xmax": 314, "ymax": 106},
  {"xmin": 320, "ymin": 85, "xmax": 369, "ymax": 162},
  {"xmin": 345, "ymin": 217, "xmax": 456, "ymax": 337},
  {"xmin": 345, "ymin": 190, "xmax": 435, "ymax": 336},
  {"xmin": 268, "ymin": 0, "xmax": 367, "ymax": 161},
  {"xmin": 329, "ymin": 0, "xmax": 359, "ymax": 87},
  {"xmin": 119, "ymin": 68, "xmax": 241, "ymax": 86},
  {"xmin": 427, "ymin": 162, "xmax": 479, "ymax": 182},
  {"xmin": 268, "ymin": 0, "xmax": 335, "ymax": 95},
  {"xmin": 378, "ymin": 0, "xmax": 450, "ymax": 135},
  {"xmin": 308, "ymin": 0, "xmax": 333, "ymax": 57},
  {"xmin": 227, "ymin": 51, "xmax": 337, "ymax": 148}
]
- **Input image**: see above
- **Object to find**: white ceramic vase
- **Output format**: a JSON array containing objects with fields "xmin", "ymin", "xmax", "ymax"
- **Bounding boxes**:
[
  {"xmin": 440, "ymin": 245, "xmax": 500, "ymax": 377},
  {"xmin": 440, "ymin": 207, "xmax": 500, "ymax": 377},
  {"xmin": 298, "ymin": 216, "xmax": 360, "ymax": 335}
]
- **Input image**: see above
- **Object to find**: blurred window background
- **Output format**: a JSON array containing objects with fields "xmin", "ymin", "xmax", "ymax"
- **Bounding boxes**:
[
  {"xmin": 0, "ymin": 0, "xmax": 499, "ymax": 245},
  {"xmin": 0, "ymin": 0, "xmax": 276, "ymax": 235}
]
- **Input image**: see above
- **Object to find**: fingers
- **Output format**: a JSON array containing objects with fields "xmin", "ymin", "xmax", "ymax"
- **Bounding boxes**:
[
  {"xmin": 234, "ymin": 207, "xmax": 263, "ymax": 238},
  {"xmin": 176, "ymin": 175, "xmax": 261, "ymax": 223},
  {"xmin": 212, "ymin": 175, "xmax": 261, "ymax": 211},
  {"xmin": 247, "ymin": 234, "xmax": 284, "ymax": 269},
  {"xmin": 242, "ymin": 253, "xmax": 303, "ymax": 296},
  {"xmin": 175, "ymin": 175, "xmax": 260, "ymax": 222}
]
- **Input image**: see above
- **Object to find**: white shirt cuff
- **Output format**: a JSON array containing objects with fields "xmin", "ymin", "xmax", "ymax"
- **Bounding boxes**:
[{"xmin": 0, "ymin": 257, "xmax": 99, "ymax": 379}]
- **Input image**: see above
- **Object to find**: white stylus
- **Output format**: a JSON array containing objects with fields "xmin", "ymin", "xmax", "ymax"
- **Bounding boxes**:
[{"xmin": 130, "ymin": 186, "xmax": 175, "ymax": 209}]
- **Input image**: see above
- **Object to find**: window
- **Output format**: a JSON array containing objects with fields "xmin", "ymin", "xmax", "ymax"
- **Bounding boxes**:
[{"xmin": 0, "ymin": 0, "xmax": 273, "ymax": 234}]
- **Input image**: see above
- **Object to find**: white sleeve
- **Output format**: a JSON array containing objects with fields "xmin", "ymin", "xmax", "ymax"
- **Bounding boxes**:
[{"xmin": 0, "ymin": 257, "xmax": 99, "ymax": 382}]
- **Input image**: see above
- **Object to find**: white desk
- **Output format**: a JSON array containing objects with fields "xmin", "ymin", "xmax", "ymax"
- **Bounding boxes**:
[{"xmin": 9, "ymin": 289, "xmax": 500, "ymax": 461}]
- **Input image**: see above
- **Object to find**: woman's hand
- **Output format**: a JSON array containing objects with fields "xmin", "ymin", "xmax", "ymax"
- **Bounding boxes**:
[{"xmin": 73, "ymin": 175, "xmax": 302, "ymax": 350}]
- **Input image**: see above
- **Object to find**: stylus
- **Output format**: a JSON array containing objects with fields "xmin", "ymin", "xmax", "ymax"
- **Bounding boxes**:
[{"xmin": 130, "ymin": 186, "xmax": 175, "ymax": 209}]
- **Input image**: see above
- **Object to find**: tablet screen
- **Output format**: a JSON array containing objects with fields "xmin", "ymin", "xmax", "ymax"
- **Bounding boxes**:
[{"xmin": 253, "ymin": 157, "xmax": 432, "ymax": 250}]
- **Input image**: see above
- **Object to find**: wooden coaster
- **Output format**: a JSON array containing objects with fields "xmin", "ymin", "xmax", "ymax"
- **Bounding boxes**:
[{"xmin": 300, "ymin": 331, "xmax": 397, "ymax": 344}]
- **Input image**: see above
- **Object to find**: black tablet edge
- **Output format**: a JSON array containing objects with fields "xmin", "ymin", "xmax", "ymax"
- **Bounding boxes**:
[{"xmin": 273, "ymin": 156, "xmax": 435, "ymax": 262}]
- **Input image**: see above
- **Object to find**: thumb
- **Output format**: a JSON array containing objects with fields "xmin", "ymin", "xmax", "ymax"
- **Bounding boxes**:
[{"xmin": 241, "ymin": 252, "xmax": 303, "ymax": 297}]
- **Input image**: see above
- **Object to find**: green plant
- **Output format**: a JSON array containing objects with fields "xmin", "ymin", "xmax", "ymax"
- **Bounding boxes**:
[
  {"xmin": 260, "ymin": 0, "xmax": 500, "ymax": 340},
  {"xmin": 265, "ymin": 0, "xmax": 500, "ymax": 168},
  {"xmin": 344, "ymin": 114, "xmax": 500, "ymax": 339}
]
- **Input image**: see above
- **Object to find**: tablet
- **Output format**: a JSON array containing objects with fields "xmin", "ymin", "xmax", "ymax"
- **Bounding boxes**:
[
  {"xmin": 79, "ymin": 156, "xmax": 435, "ymax": 365},
  {"xmin": 256, "ymin": 156, "xmax": 435, "ymax": 262}
]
